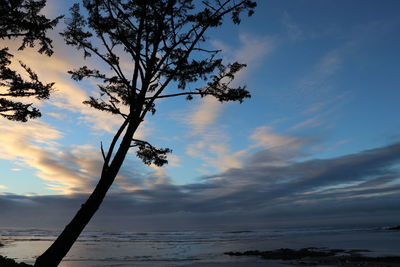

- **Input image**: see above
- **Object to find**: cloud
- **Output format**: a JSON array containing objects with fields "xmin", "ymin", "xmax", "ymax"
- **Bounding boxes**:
[
  {"xmin": 17, "ymin": 49, "xmax": 126, "ymax": 134},
  {"xmin": 3, "ymin": 30, "xmax": 130, "ymax": 135},
  {"xmin": 185, "ymin": 96, "xmax": 222, "ymax": 135},
  {"xmin": 186, "ymin": 142, "xmax": 400, "ymax": 218},
  {"xmin": 0, "ymin": 120, "xmax": 100, "ymax": 193},
  {"xmin": 46, "ymin": 112, "xmax": 70, "ymax": 120},
  {"xmin": 282, "ymin": 11, "xmax": 304, "ymax": 40},
  {"xmin": 250, "ymin": 126, "xmax": 300, "ymax": 149},
  {"xmin": 3, "ymin": 28, "xmax": 274, "ymax": 192},
  {"xmin": 291, "ymin": 115, "xmax": 322, "ymax": 130},
  {"xmin": 212, "ymin": 32, "xmax": 275, "ymax": 77},
  {"xmin": 1, "ymin": 36, "xmax": 151, "ymax": 194},
  {"xmin": 2, "ymin": 140, "xmax": 399, "ymax": 231},
  {"xmin": 303, "ymin": 101, "xmax": 328, "ymax": 114},
  {"xmin": 0, "ymin": 116, "xmax": 158, "ymax": 194},
  {"xmin": 182, "ymin": 97, "xmax": 237, "ymax": 172},
  {"xmin": 166, "ymin": 154, "xmax": 181, "ymax": 168},
  {"xmin": 0, "ymin": 120, "xmax": 62, "ymax": 160},
  {"xmin": 205, "ymin": 143, "xmax": 400, "ymax": 207},
  {"xmin": 186, "ymin": 141, "xmax": 247, "ymax": 172},
  {"xmin": 234, "ymin": 33, "xmax": 275, "ymax": 66},
  {"xmin": 297, "ymin": 50, "xmax": 343, "ymax": 98},
  {"xmin": 181, "ymin": 34, "xmax": 275, "ymax": 173}
]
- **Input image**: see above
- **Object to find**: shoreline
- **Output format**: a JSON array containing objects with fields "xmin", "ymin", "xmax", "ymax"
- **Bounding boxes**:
[{"xmin": 1, "ymin": 226, "xmax": 399, "ymax": 266}]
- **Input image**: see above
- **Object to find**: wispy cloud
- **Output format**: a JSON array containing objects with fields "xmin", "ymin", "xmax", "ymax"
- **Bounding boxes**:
[
  {"xmin": 0, "ymin": 36, "xmax": 152, "ymax": 194},
  {"xmin": 0, "ymin": 120, "xmax": 98, "ymax": 193},
  {"xmin": 212, "ymin": 32, "xmax": 275, "ymax": 75},
  {"xmin": 3, "ymin": 33, "xmax": 129, "ymax": 135},
  {"xmin": 250, "ymin": 126, "xmax": 299, "ymax": 149},
  {"xmin": 18, "ymin": 50, "xmax": 126, "ymax": 134},
  {"xmin": 282, "ymin": 11, "xmax": 304, "ymax": 40},
  {"xmin": 0, "ymin": 117, "xmax": 155, "ymax": 195},
  {"xmin": 297, "ymin": 50, "xmax": 343, "ymax": 98},
  {"xmin": 291, "ymin": 115, "xmax": 322, "ymax": 130},
  {"xmin": 182, "ymin": 33, "xmax": 275, "ymax": 172},
  {"xmin": 185, "ymin": 96, "xmax": 222, "ymax": 136}
]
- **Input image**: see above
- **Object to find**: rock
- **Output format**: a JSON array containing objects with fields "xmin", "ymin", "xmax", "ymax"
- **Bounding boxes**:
[
  {"xmin": 225, "ymin": 248, "xmax": 336, "ymax": 260},
  {"xmin": 388, "ymin": 225, "xmax": 400, "ymax": 230},
  {"xmin": 224, "ymin": 230, "xmax": 253, "ymax": 234},
  {"xmin": 0, "ymin": 255, "xmax": 32, "ymax": 266},
  {"xmin": 224, "ymin": 247, "xmax": 400, "ymax": 265}
]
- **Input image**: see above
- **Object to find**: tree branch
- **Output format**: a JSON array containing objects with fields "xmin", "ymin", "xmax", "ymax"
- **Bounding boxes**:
[
  {"xmin": 100, "ymin": 141, "xmax": 106, "ymax": 162},
  {"xmin": 104, "ymin": 117, "xmax": 129, "ymax": 164},
  {"xmin": 145, "ymin": 91, "xmax": 202, "ymax": 100},
  {"xmin": 130, "ymin": 138, "xmax": 152, "ymax": 148}
]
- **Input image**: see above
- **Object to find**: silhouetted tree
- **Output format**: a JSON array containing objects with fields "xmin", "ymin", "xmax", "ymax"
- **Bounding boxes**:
[
  {"xmin": 34, "ymin": 0, "xmax": 256, "ymax": 266},
  {"xmin": 0, "ymin": 0, "xmax": 61, "ymax": 121}
]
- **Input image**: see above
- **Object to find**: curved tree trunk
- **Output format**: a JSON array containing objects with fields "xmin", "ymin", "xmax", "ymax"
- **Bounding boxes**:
[
  {"xmin": 34, "ymin": 119, "xmax": 138, "ymax": 266},
  {"xmin": 34, "ymin": 170, "xmax": 114, "ymax": 266}
]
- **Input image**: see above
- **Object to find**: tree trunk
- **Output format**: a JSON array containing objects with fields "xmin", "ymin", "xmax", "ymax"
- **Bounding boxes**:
[
  {"xmin": 34, "ymin": 119, "xmax": 138, "ymax": 266},
  {"xmin": 34, "ymin": 170, "xmax": 113, "ymax": 266}
]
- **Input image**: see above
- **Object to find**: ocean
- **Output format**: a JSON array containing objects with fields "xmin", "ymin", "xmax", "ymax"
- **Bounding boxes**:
[{"xmin": 1, "ymin": 226, "xmax": 399, "ymax": 266}]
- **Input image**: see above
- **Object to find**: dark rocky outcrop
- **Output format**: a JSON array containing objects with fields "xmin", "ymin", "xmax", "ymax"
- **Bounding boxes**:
[
  {"xmin": 0, "ymin": 256, "xmax": 32, "ymax": 267},
  {"xmin": 225, "ymin": 248, "xmax": 337, "ymax": 260},
  {"xmin": 225, "ymin": 248, "xmax": 400, "ymax": 266}
]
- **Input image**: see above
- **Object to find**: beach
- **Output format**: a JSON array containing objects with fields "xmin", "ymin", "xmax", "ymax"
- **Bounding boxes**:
[{"xmin": 1, "ymin": 226, "xmax": 399, "ymax": 266}]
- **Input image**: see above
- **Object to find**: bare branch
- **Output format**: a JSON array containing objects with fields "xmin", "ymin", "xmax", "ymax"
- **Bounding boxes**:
[
  {"xmin": 104, "ymin": 117, "xmax": 129, "ymax": 164},
  {"xmin": 100, "ymin": 141, "xmax": 107, "ymax": 163}
]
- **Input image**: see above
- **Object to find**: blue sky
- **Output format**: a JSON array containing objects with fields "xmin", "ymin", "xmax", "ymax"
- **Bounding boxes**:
[{"xmin": 1, "ymin": 0, "xmax": 400, "ymax": 230}]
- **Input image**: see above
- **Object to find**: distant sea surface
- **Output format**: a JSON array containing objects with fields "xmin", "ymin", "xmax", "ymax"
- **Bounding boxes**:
[{"xmin": 1, "ymin": 226, "xmax": 400, "ymax": 266}]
